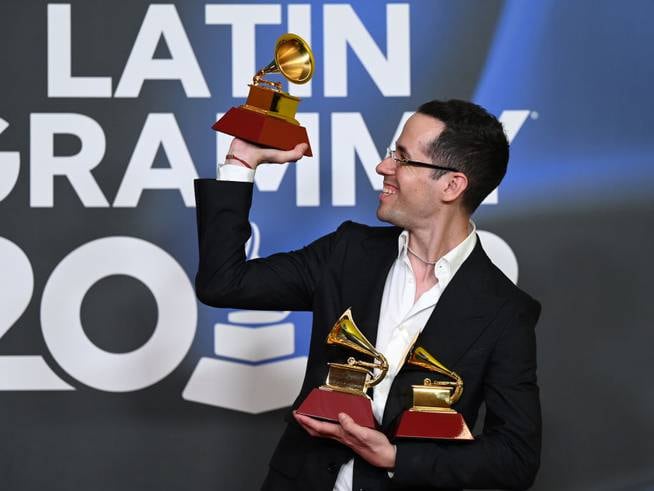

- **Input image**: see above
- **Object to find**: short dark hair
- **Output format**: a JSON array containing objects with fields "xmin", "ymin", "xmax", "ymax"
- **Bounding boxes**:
[{"xmin": 417, "ymin": 99, "xmax": 509, "ymax": 213}]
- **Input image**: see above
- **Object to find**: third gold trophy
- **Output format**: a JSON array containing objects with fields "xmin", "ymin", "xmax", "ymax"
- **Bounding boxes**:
[{"xmin": 394, "ymin": 346, "xmax": 473, "ymax": 440}]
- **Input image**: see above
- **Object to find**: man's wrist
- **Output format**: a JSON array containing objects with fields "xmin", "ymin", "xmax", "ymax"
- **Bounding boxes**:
[
  {"xmin": 216, "ymin": 162, "xmax": 256, "ymax": 182},
  {"xmin": 225, "ymin": 153, "xmax": 254, "ymax": 169},
  {"xmin": 226, "ymin": 139, "xmax": 262, "ymax": 169}
]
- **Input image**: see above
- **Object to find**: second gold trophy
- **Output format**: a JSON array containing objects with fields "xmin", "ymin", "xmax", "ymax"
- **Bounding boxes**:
[{"xmin": 296, "ymin": 309, "xmax": 388, "ymax": 428}]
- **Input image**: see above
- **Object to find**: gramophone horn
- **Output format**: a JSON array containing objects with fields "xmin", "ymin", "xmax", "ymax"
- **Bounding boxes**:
[
  {"xmin": 254, "ymin": 33, "xmax": 314, "ymax": 87},
  {"xmin": 274, "ymin": 33, "xmax": 314, "ymax": 84},
  {"xmin": 326, "ymin": 308, "xmax": 388, "ymax": 388},
  {"xmin": 409, "ymin": 346, "xmax": 452, "ymax": 376},
  {"xmin": 327, "ymin": 308, "xmax": 376, "ymax": 357}
]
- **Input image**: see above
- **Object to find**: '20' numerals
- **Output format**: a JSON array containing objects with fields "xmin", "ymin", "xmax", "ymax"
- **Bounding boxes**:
[{"xmin": 0, "ymin": 236, "xmax": 196, "ymax": 392}]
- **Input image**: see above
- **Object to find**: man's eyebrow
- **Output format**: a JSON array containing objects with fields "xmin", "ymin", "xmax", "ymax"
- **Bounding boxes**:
[
  {"xmin": 395, "ymin": 142, "xmax": 411, "ymax": 159},
  {"xmin": 420, "ymin": 140, "xmax": 433, "ymax": 158}
]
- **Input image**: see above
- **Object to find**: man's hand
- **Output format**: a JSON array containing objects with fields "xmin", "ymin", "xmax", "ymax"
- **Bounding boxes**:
[
  {"xmin": 293, "ymin": 411, "xmax": 397, "ymax": 470},
  {"xmin": 226, "ymin": 138, "xmax": 308, "ymax": 169}
]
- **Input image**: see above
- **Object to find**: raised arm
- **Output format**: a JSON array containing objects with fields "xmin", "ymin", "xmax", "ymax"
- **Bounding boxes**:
[
  {"xmin": 194, "ymin": 139, "xmax": 343, "ymax": 311},
  {"xmin": 194, "ymin": 178, "xmax": 346, "ymax": 311}
]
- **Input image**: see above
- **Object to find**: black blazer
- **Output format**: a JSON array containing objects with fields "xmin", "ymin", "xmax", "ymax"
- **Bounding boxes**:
[{"xmin": 194, "ymin": 179, "xmax": 542, "ymax": 491}]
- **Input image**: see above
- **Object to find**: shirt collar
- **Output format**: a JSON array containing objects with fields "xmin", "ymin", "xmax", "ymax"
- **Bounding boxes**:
[
  {"xmin": 397, "ymin": 230, "xmax": 410, "ymax": 258},
  {"xmin": 397, "ymin": 221, "xmax": 477, "ymax": 282}
]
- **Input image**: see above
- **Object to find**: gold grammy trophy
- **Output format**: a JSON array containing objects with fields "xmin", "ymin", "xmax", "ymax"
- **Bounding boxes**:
[
  {"xmin": 394, "ymin": 346, "xmax": 474, "ymax": 440},
  {"xmin": 296, "ymin": 308, "xmax": 388, "ymax": 428},
  {"xmin": 212, "ymin": 33, "xmax": 314, "ymax": 156}
]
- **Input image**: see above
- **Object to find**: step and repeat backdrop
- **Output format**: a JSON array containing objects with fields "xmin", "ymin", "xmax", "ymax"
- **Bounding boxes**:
[{"xmin": 1, "ymin": 1, "xmax": 653, "ymax": 490}]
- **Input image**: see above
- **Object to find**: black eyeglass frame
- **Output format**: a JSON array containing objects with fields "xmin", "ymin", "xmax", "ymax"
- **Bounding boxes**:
[{"xmin": 386, "ymin": 148, "xmax": 460, "ymax": 173}]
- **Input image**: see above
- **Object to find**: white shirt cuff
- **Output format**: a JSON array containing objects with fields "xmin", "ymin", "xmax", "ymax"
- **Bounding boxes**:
[{"xmin": 216, "ymin": 163, "xmax": 255, "ymax": 182}]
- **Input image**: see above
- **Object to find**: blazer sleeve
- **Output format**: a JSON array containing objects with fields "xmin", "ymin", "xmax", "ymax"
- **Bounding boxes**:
[
  {"xmin": 194, "ymin": 178, "xmax": 344, "ymax": 311},
  {"xmin": 392, "ymin": 297, "xmax": 542, "ymax": 490}
]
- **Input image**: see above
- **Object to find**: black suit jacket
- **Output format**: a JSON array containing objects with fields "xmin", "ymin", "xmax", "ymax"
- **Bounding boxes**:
[{"xmin": 194, "ymin": 179, "xmax": 542, "ymax": 491}]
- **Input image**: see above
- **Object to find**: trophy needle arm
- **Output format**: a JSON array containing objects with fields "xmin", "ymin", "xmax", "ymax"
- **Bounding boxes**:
[
  {"xmin": 326, "ymin": 308, "xmax": 389, "ymax": 390},
  {"xmin": 409, "ymin": 346, "xmax": 465, "ymax": 404},
  {"xmin": 252, "ymin": 71, "xmax": 283, "ymax": 91},
  {"xmin": 449, "ymin": 371, "xmax": 464, "ymax": 404},
  {"xmin": 354, "ymin": 358, "xmax": 388, "ymax": 388}
]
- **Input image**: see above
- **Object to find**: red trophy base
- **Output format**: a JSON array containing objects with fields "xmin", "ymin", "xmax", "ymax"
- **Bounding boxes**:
[
  {"xmin": 296, "ymin": 388, "xmax": 376, "ymax": 428},
  {"xmin": 395, "ymin": 410, "xmax": 474, "ymax": 440},
  {"xmin": 212, "ymin": 107, "xmax": 313, "ymax": 157}
]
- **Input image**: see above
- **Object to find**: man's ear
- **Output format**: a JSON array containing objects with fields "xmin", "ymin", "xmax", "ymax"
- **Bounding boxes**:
[{"xmin": 440, "ymin": 173, "xmax": 468, "ymax": 204}]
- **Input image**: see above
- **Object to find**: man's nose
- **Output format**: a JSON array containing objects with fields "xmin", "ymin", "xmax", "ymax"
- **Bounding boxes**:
[{"xmin": 376, "ymin": 155, "xmax": 395, "ymax": 176}]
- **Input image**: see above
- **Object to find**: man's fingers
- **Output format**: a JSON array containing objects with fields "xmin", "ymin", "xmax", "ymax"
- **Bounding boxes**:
[
  {"xmin": 261, "ymin": 143, "xmax": 308, "ymax": 164},
  {"xmin": 290, "ymin": 142, "xmax": 309, "ymax": 158},
  {"xmin": 226, "ymin": 138, "xmax": 308, "ymax": 167},
  {"xmin": 293, "ymin": 412, "xmax": 319, "ymax": 437},
  {"xmin": 294, "ymin": 412, "xmax": 341, "ymax": 439},
  {"xmin": 293, "ymin": 411, "xmax": 383, "ymax": 454},
  {"xmin": 338, "ymin": 413, "xmax": 368, "ymax": 443}
]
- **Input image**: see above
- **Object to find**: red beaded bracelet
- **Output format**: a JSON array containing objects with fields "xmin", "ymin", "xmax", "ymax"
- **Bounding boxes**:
[{"xmin": 225, "ymin": 154, "xmax": 253, "ymax": 169}]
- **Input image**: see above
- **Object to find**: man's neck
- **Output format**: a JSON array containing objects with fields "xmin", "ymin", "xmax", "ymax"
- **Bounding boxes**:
[
  {"xmin": 409, "ymin": 212, "xmax": 470, "ymax": 260},
  {"xmin": 406, "ymin": 212, "xmax": 471, "ymax": 284}
]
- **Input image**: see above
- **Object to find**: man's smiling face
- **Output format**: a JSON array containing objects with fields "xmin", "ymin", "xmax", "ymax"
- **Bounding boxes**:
[{"xmin": 375, "ymin": 113, "xmax": 447, "ymax": 229}]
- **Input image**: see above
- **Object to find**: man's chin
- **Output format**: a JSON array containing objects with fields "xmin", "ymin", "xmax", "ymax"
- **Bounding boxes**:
[{"xmin": 376, "ymin": 207, "xmax": 397, "ymax": 226}]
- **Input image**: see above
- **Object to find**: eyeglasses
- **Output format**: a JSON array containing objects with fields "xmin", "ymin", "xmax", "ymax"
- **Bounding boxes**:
[{"xmin": 386, "ymin": 147, "xmax": 460, "ymax": 173}]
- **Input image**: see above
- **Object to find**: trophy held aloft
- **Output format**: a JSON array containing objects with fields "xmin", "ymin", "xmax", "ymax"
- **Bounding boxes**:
[
  {"xmin": 394, "ymin": 346, "xmax": 474, "ymax": 440},
  {"xmin": 296, "ymin": 309, "xmax": 388, "ymax": 428},
  {"xmin": 212, "ymin": 33, "xmax": 314, "ymax": 156}
]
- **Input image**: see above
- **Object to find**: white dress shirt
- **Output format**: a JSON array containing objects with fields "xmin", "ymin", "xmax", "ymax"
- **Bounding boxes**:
[
  {"xmin": 216, "ymin": 163, "xmax": 477, "ymax": 491},
  {"xmin": 333, "ymin": 225, "xmax": 477, "ymax": 491}
]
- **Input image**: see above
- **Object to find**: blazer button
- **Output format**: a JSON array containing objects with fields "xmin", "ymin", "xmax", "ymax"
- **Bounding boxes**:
[{"xmin": 327, "ymin": 462, "xmax": 339, "ymax": 473}]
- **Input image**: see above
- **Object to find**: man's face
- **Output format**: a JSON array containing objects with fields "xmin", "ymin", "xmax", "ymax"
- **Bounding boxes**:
[{"xmin": 375, "ymin": 113, "xmax": 446, "ymax": 229}]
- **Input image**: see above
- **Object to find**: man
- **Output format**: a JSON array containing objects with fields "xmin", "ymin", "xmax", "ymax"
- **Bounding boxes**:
[{"xmin": 194, "ymin": 99, "xmax": 541, "ymax": 491}]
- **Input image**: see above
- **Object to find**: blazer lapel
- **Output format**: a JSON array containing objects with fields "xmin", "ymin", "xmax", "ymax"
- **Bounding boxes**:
[
  {"xmin": 342, "ymin": 226, "xmax": 400, "ymax": 347},
  {"xmin": 415, "ymin": 241, "xmax": 506, "ymax": 368},
  {"xmin": 381, "ymin": 239, "xmax": 507, "ymax": 428}
]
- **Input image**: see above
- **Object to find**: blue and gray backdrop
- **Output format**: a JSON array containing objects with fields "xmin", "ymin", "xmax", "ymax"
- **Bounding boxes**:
[{"xmin": 0, "ymin": 1, "xmax": 652, "ymax": 490}]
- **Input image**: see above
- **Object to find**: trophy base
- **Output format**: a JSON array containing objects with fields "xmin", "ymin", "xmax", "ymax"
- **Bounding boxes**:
[
  {"xmin": 394, "ymin": 410, "xmax": 474, "ymax": 440},
  {"xmin": 212, "ymin": 106, "xmax": 313, "ymax": 157},
  {"xmin": 296, "ymin": 387, "xmax": 376, "ymax": 428}
]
